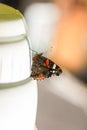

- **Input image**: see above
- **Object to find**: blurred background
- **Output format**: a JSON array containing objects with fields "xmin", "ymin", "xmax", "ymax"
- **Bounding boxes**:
[{"xmin": 0, "ymin": 0, "xmax": 87, "ymax": 130}]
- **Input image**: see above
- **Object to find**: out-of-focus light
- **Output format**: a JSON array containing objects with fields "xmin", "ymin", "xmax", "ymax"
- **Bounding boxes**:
[{"xmin": 24, "ymin": 3, "xmax": 60, "ymax": 53}]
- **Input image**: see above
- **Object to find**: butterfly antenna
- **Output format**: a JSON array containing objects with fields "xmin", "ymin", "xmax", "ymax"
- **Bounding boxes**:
[{"xmin": 29, "ymin": 46, "xmax": 38, "ymax": 54}]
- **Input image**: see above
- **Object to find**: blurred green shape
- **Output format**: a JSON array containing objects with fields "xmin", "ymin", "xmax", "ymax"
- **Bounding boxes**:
[{"xmin": 0, "ymin": 3, "xmax": 23, "ymax": 21}]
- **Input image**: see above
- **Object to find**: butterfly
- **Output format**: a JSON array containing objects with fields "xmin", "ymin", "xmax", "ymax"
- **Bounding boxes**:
[{"xmin": 30, "ymin": 53, "xmax": 62, "ymax": 80}]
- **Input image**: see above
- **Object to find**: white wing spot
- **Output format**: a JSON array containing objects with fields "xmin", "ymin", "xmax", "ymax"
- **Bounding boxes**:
[{"xmin": 53, "ymin": 64, "xmax": 56, "ymax": 69}]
